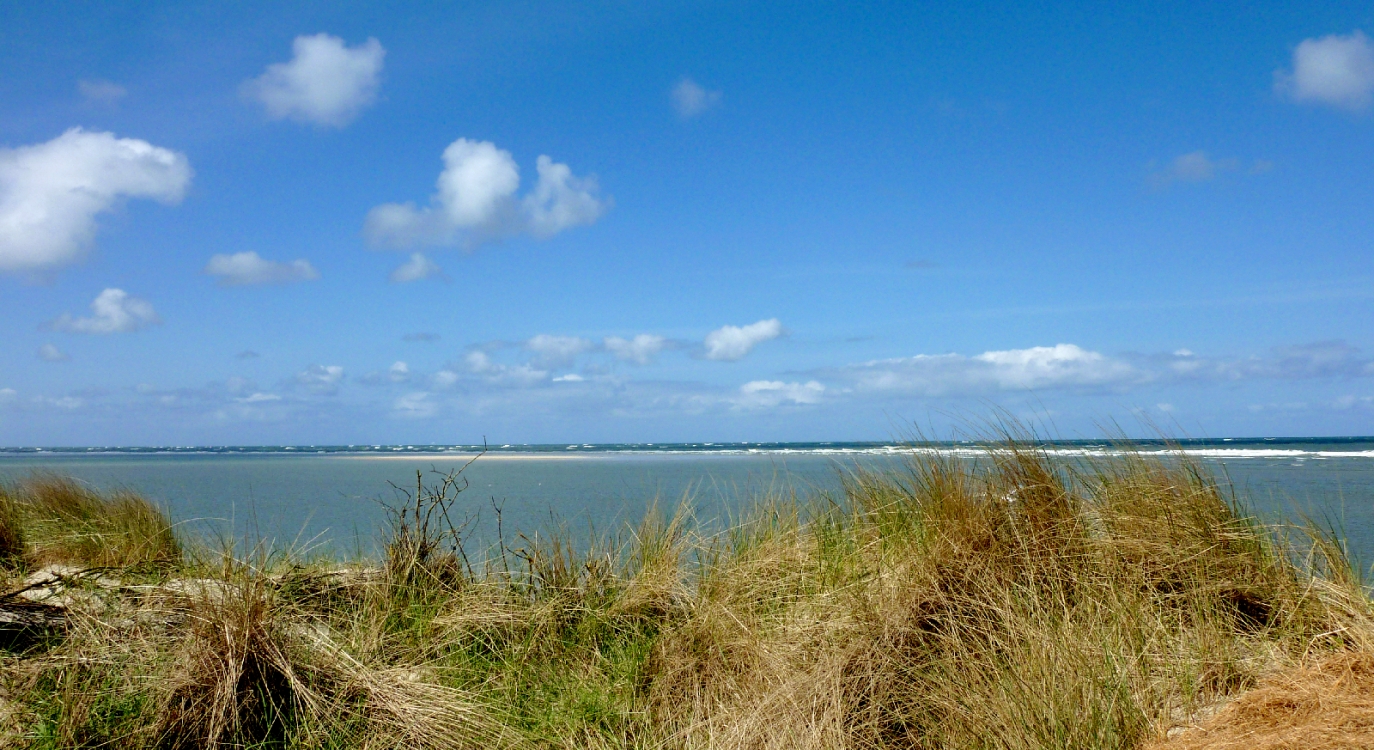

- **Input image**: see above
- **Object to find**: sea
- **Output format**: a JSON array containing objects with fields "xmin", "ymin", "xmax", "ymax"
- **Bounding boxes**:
[{"xmin": 2, "ymin": 438, "xmax": 1372, "ymax": 569}]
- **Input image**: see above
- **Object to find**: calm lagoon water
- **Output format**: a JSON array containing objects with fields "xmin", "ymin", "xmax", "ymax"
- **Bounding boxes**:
[{"xmin": 1, "ymin": 439, "xmax": 1372, "ymax": 567}]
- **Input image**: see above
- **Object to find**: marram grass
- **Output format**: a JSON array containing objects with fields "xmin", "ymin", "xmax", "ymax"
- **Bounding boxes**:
[{"xmin": 0, "ymin": 439, "xmax": 1370, "ymax": 749}]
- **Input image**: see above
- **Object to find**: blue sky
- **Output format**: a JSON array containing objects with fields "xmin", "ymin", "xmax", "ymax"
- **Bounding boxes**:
[{"xmin": 2, "ymin": 1, "xmax": 1373, "ymax": 445}]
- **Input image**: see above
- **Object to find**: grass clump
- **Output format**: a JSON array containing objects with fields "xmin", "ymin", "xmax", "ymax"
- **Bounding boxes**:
[
  {"xmin": 0, "ymin": 474, "xmax": 180, "ymax": 569},
  {"xmin": 0, "ymin": 434, "xmax": 1371, "ymax": 748}
]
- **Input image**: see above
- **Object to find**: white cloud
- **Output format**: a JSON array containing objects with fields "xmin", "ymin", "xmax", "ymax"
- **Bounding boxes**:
[
  {"xmin": 526, "ymin": 334, "xmax": 593, "ymax": 367},
  {"xmin": 672, "ymin": 77, "xmax": 722, "ymax": 118},
  {"xmin": 244, "ymin": 33, "xmax": 385, "ymax": 127},
  {"xmin": 78, "ymin": 79, "xmax": 127, "ymax": 104},
  {"xmin": 37, "ymin": 395, "xmax": 83, "ymax": 410},
  {"xmin": 389, "ymin": 361, "xmax": 410, "ymax": 382},
  {"xmin": 38, "ymin": 343, "xmax": 69, "ymax": 362},
  {"xmin": 703, "ymin": 318, "xmax": 783, "ymax": 361},
  {"xmin": 236, "ymin": 392, "xmax": 281, "ymax": 403},
  {"xmin": 50, "ymin": 288, "xmax": 160, "ymax": 334},
  {"xmin": 364, "ymin": 138, "xmax": 607, "ymax": 248},
  {"xmin": 432, "ymin": 369, "xmax": 460, "ymax": 388},
  {"xmin": 1276, "ymin": 30, "xmax": 1374, "ymax": 110},
  {"xmin": 0, "ymin": 128, "xmax": 191, "ymax": 274},
  {"xmin": 431, "ymin": 139, "xmax": 520, "ymax": 228},
  {"xmin": 204, "ymin": 251, "xmax": 319, "ymax": 286},
  {"xmin": 605, "ymin": 334, "xmax": 667, "ymax": 364},
  {"xmin": 389, "ymin": 253, "xmax": 443, "ymax": 283},
  {"xmin": 552, "ymin": 373, "xmax": 585, "ymax": 382},
  {"xmin": 734, "ymin": 380, "xmax": 824, "ymax": 409},
  {"xmin": 835, "ymin": 343, "xmax": 1139, "ymax": 395},
  {"xmin": 0, "ymin": 388, "xmax": 15, "ymax": 403},
  {"xmin": 393, "ymin": 391, "xmax": 437, "ymax": 418},
  {"xmin": 974, "ymin": 344, "xmax": 1136, "ymax": 389},
  {"xmin": 1333, "ymin": 395, "xmax": 1374, "ymax": 410},
  {"xmin": 1156, "ymin": 340, "xmax": 1374, "ymax": 381},
  {"xmin": 522, "ymin": 155, "xmax": 609, "ymax": 237},
  {"xmin": 464, "ymin": 350, "xmax": 548, "ymax": 386},
  {"xmin": 296, "ymin": 364, "xmax": 344, "ymax": 393}
]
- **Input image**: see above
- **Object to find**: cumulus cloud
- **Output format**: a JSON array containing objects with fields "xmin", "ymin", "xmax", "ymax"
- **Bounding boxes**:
[
  {"xmin": 432, "ymin": 369, "xmax": 460, "ymax": 388},
  {"xmin": 389, "ymin": 361, "xmax": 410, "ymax": 382},
  {"xmin": 734, "ymin": 380, "xmax": 824, "ymax": 409},
  {"xmin": 834, "ymin": 343, "xmax": 1140, "ymax": 396},
  {"xmin": 1155, "ymin": 340, "xmax": 1374, "ymax": 381},
  {"xmin": 244, "ymin": 33, "xmax": 385, "ymax": 127},
  {"xmin": 703, "ymin": 319, "xmax": 783, "ymax": 361},
  {"xmin": 1275, "ymin": 30, "xmax": 1374, "ymax": 110},
  {"xmin": 672, "ymin": 77, "xmax": 722, "ymax": 118},
  {"xmin": 389, "ymin": 253, "xmax": 444, "ymax": 283},
  {"xmin": 464, "ymin": 350, "xmax": 548, "ymax": 386},
  {"xmin": 0, "ymin": 128, "xmax": 191, "ymax": 274},
  {"xmin": 525, "ymin": 334, "xmax": 593, "ymax": 367},
  {"xmin": 77, "ymin": 79, "xmax": 127, "ymax": 104},
  {"xmin": 975, "ymin": 344, "xmax": 1137, "ymax": 389},
  {"xmin": 393, "ymin": 391, "xmax": 437, "ymax": 418},
  {"xmin": 363, "ymin": 138, "xmax": 607, "ymax": 248},
  {"xmin": 49, "ymin": 288, "xmax": 160, "ymax": 334},
  {"xmin": 295, "ymin": 364, "xmax": 344, "ymax": 394},
  {"xmin": 38, "ymin": 343, "xmax": 68, "ymax": 362},
  {"xmin": 204, "ymin": 251, "xmax": 319, "ymax": 286},
  {"xmin": 604, "ymin": 334, "xmax": 667, "ymax": 365},
  {"xmin": 828, "ymin": 338, "xmax": 1348, "ymax": 394},
  {"xmin": 522, "ymin": 156, "xmax": 608, "ymax": 237}
]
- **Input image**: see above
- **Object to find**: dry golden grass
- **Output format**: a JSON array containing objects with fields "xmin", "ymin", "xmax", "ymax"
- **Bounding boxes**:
[
  {"xmin": 0, "ymin": 438, "xmax": 1370, "ymax": 748},
  {"xmin": 641, "ymin": 444, "xmax": 1363, "ymax": 749},
  {"xmin": 153, "ymin": 554, "xmax": 513, "ymax": 749},
  {"xmin": 1146, "ymin": 650, "xmax": 1374, "ymax": 749}
]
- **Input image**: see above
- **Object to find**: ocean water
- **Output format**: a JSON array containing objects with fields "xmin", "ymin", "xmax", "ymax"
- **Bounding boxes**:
[{"xmin": 1, "ymin": 438, "xmax": 1372, "ymax": 568}]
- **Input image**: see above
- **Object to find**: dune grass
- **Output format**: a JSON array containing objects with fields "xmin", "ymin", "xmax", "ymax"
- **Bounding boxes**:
[
  {"xmin": 0, "ymin": 474, "xmax": 181, "ymax": 569},
  {"xmin": 0, "ymin": 439, "xmax": 1370, "ymax": 748}
]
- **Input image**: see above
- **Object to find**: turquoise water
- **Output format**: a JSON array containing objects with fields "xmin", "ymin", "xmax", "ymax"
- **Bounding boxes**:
[{"xmin": 1, "ymin": 439, "xmax": 1372, "ymax": 567}]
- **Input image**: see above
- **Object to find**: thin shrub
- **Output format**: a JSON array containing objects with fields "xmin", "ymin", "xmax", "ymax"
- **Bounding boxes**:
[{"xmin": 382, "ymin": 467, "xmax": 476, "ymax": 597}]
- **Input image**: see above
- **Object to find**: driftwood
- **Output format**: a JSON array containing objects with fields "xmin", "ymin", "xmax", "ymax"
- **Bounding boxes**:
[
  {"xmin": 0, "ymin": 595, "xmax": 66, "ymax": 649},
  {"xmin": 0, "ymin": 564, "xmax": 388, "ymax": 651},
  {"xmin": 0, "ymin": 565, "xmax": 115, "ymax": 648}
]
